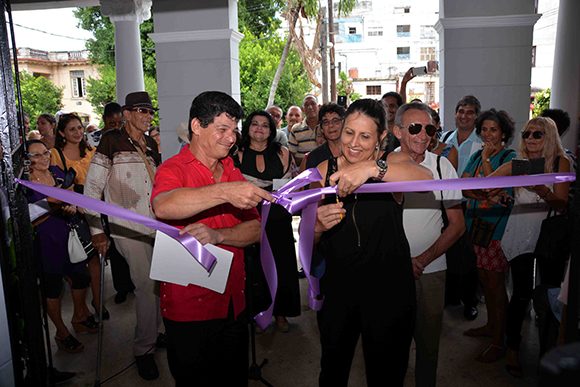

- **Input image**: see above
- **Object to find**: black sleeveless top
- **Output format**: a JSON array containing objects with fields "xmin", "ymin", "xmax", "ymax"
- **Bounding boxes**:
[
  {"xmin": 239, "ymin": 146, "xmax": 286, "ymax": 191},
  {"xmin": 317, "ymin": 157, "xmax": 415, "ymax": 308}
]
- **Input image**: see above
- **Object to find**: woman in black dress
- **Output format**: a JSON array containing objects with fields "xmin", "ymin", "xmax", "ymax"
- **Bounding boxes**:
[
  {"xmin": 311, "ymin": 99, "xmax": 432, "ymax": 386},
  {"xmin": 237, "ymin": 110, "xmax": 299, "ymax": 332}
]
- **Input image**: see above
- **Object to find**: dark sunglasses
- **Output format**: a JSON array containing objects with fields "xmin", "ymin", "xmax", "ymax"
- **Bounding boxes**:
[
  {"xmin": 133, "ymin": 107, "xmax": 155, "ymax": 116},
  {"xmin": 522, "ymin": 131, "xmax": 545, "ymax": 140},
  {"xmin": 407, "ymin": 123, "xmax": 437, "ymax": 137}
]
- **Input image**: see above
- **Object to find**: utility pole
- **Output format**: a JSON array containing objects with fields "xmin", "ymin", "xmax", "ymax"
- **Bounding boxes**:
[
  {"xmin": 320, "ymin": 6, "xmax": 329, "ymax": 103},
  {"xmin": 328, "ymin": 0, "xmax": 336, "ymax": 102}
]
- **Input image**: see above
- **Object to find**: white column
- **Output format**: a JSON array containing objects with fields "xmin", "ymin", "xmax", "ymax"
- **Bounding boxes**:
[
  {"xmin": 150, "ymin": 0, "xmax": 241, "ymax": 158},
  {"xmin": 100, "ymin": 0, "xmax": 151, "ymax": 104},
  {"xmin": 436, "ymin": 0, "xmax": 540, "ymax": 139},
  {"xmin": 550, "ymin": 0, "xmax": 580, "ymax": 150}
]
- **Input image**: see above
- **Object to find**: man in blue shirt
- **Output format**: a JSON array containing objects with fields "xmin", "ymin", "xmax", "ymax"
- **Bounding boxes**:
[{"xmin": 442, "ymin": 95, "xmax": 483, "ymax": 176}]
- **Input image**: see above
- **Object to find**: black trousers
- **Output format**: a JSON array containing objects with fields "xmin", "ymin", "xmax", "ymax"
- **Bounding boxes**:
[
  {"xmin": 164, "ymin": 309, "xmax": 248, "ymax": 387},
  {"xmin": 317, "ymin": 294, "xmax": 414, "ymax": 387},
  {"xmin": 506, "ymin": 253, "xmax": 535, "ymax": 351}
]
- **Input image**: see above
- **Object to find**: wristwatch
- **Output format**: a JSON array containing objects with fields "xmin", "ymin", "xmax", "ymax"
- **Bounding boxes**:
[{"xmin": 375, "ymin": 158, "xmax": 388, "ymax": 181}]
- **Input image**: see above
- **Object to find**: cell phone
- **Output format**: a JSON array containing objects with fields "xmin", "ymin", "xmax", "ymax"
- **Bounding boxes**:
[
  {"xmin": 512, "ymin": 159, "xmax": 529, "ymax": 175},
  {"xmin": 411, "ymin": 66, "xmax": 427, "ymax": 77},
  {"xmin": 529, "ymin": 158, "xmax": 545, "ymax": 174},
  {"xmin": 337, "ymin": 95, "xmax": 347, "ymax": 107},
  {"xmin": 512, "ymin": 158, "xmax": 545, "ymax": 175}
]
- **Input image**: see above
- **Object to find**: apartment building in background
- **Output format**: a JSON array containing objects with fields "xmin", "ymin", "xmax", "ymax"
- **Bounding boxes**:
[{"xmin": 333, "ymin": 0, "xmax": 439, "ymax": 106}]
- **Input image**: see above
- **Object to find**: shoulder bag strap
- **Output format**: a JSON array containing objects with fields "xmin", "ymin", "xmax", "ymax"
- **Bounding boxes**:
[
  {"xmin": 498, "ymin": 149, "xmax": 516, "ymax": 165},
  {"xmin": 56, "ymin": 147, "xmax": 68, "ymax": 172},
  {"xmin": 442, "ymin": 130, "xmax": 455, "ymax": 143},
  {"xmin": 436, "ymin": 155, "xmax": 450, "ymax": 228},
  {"xmin": 127, "ymin": 134, "xmax": 156, "ymax": 183}
]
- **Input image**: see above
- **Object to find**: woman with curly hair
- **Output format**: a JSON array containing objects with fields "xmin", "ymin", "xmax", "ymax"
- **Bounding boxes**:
[{"xmin": 461, "ymin": 109, "xmax": 517, "ymax": 363}]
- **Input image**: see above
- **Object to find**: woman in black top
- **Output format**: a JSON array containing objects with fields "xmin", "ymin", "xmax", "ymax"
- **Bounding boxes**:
[
  {"xmin": 311, "ymin": 99, "xmax": 432, "ymax": 387},
  {"xmin": 237, "ymin": 111, "xmax": 299, "ymax": 332}
]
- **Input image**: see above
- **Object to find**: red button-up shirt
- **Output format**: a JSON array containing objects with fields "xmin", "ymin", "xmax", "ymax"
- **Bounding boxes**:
[{"xmin": 151, "ymin": 146, "xmax": 260, "ymax": 322}]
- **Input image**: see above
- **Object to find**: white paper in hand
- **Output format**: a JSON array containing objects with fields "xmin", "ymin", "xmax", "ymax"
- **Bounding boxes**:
[{"xmin": 149, "ymin": 231, "xmax": 233, "ymax": 294}]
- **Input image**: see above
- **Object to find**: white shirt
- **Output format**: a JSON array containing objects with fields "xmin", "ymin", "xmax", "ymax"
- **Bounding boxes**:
[{"xmin": 397, "ymin": 149, "xmax": 462, "ymax": 274}]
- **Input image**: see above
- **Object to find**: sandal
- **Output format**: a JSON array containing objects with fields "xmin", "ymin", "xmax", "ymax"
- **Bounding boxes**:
[
  {"xmin": 55, "ymin": 335, "xmax": 84, "ymax": 353},
  {"xmin": 464, "ymin": 325, "xmax": 492, "ymax": 338},
  {"xmin": 476, "ymin": 344, "xmax": 505, "ymax": 363},
  {"xmin": 71, "ymin": 315, "xmax": 99, "ymax": 334}
]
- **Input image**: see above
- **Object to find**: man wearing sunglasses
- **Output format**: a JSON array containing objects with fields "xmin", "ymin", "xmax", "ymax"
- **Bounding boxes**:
[
  {"xmin": 393, "ymin": 102, "xmax": 465, "ymax": 387},
  {"xmin": 84, "ymin": 91, "xmax": 163, "ymax": 380}
]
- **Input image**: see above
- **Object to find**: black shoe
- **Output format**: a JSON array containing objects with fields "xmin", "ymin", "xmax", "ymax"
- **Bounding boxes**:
[
  {"xmin": 114, "ymin": 292, "xmax": 128, "ymax": 304},
  {"xmin": 91, "ymin": 300, "xmax": 110, "ymax": 320},
  {"xmin": 297, "ymin": 268, "xmax": 306, "ymax": 279},
  {"xmin": 156, "ymin": 333, "xmax": 167, "ymax": 349},
  {"xmin": 464, "ymin": 305, "xmax": 479, "ymax": 321},
  {"xmin": 135, "ymin": 354, "xmax": 159, "ymax": 380},
  {"xmin": 49, "ymin": 367, "xmax": 76, "ymax": 385}
]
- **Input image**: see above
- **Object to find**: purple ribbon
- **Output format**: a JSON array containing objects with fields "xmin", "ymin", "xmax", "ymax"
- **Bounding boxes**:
[
  {"xmin": 254, "ymin": 170, "xmax": 576, "ymax": 327},
  {"xmin": 17, "ymin": 178, "xmax": 217, "ymax": 272},
  {"xmin": 17, "ymin": 170, "xmax": 577, "ymax": 329}
]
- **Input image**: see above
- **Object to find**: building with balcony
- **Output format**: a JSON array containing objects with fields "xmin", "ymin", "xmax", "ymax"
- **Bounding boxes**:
[{"xmin": 14, "ymin": 47, "xmax": 100, "ymax": 123}]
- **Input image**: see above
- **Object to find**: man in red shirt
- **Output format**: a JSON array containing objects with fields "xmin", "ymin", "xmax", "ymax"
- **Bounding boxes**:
[{"xmin": 151, "ymin": 91, "xmax": 273, "ymax": 386}]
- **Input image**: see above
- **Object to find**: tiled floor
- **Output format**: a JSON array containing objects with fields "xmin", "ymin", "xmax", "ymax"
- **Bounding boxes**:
[{"xmin": 50, "ymin": 263, "xmax": 540, "ymax": 387}]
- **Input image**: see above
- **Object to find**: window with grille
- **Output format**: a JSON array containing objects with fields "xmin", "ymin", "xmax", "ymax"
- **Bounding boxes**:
[
  {"xmin": 396, "ymin": 25, "xmax": 411, "ymax": 38},
  {"xmin": 366, "ymin": 85, "xmax": 381, "ymax": 95},
  {"xmin": 368, "ymin": 26, "xmax": 383, "ymax": 37},
  {"xmin": 420, "ymin": 47, "xmax": 436, "ymax": 61},
  {"xmin": 70, "ymin": 70, "xmax": 86, "ymax": 98},
  {"xmin": 394, "ymin": 6, "xmax": 411, "ymax": 14},
  {"xmin": 397, "ymin": 47, "xmax": 410, "ymax": 61}
]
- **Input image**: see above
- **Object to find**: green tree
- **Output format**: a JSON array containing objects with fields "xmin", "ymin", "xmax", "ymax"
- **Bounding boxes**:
[
  {"xmin": 73, "ymin": 7, "xmax": 156, "ymax": 78},
  {"xmin": 336, "ymin": 71, "xmax": 360, "ymax": 103},
  {"xmin": 532, "ymin": 88, "xmax": 550, "ymax": 118},
  {"xmin": 239, "ymin": 28, "xmax": 310, "ymax": 114},
  {"xmin": 238, "ymin": 0, "xmax": 281, "ymax": 37},
  {"xmin": 267, "ymin": 0, "xmax": 356, "ymax": 106},
  {"xmin": 86, "ymin": 64, "xmax": 158, "ymax": 125},
  {"xmin": 18, "ymin": 71, "xmax": 63, "ymax": 129}
]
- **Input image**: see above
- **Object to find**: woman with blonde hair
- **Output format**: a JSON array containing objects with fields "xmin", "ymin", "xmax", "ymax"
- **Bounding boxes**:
[{"xmin": 492, "ymin": 116, "xmax": 570, "ymax": 377}]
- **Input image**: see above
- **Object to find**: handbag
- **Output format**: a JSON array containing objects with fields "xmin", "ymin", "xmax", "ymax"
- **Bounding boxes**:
[
  {"xmin": 534, "ymin": 210, "xmax": 570, "ymax": 287},
  {"xmin": 469, "ymin": 216, "xmax": 501, "ymax": 247},
  {"xmin": 534, "ymin": 155, "xmax": 570, "ymax": 287},
  {"xmin": 68, "ymin": 227, "xmax": 88, "ymax": 263},
  {"xmin": 56, "ymin": 148, "xmax": 79, "ymax": 191},
  {"xmin": 67, "ymin": 215, "xmax": 95, "ymax": 263}
]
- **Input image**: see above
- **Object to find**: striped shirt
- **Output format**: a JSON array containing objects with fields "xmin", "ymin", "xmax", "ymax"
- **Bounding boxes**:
[{"xmin": 288, "ymin": 119, "xmax": 317, "ymax": 164}]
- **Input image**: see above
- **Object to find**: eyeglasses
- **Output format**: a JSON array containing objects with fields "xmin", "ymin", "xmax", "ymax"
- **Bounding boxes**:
[
  {"xmin": 406, "ymin": 123, "xmax": 437, "ymax": 137},
  {"xmin": 321, "ymin": 118, "xmax": 343, "ymax": 127},
  {"xmin": 27, "ymin": 150, "xmax": 51, "ymax": 159},
  {"xmin": 132, "ymin": 107, "xmax": 155, "ymax": 116},
  {"xmin": 522, "ymin": 131, "xmax": 545, "ymax": 140}
]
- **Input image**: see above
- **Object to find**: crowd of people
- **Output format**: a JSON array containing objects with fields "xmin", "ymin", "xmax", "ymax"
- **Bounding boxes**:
[{"xmin": 21, "ymin": 87, "xmax": 576, "ymax": 386}]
